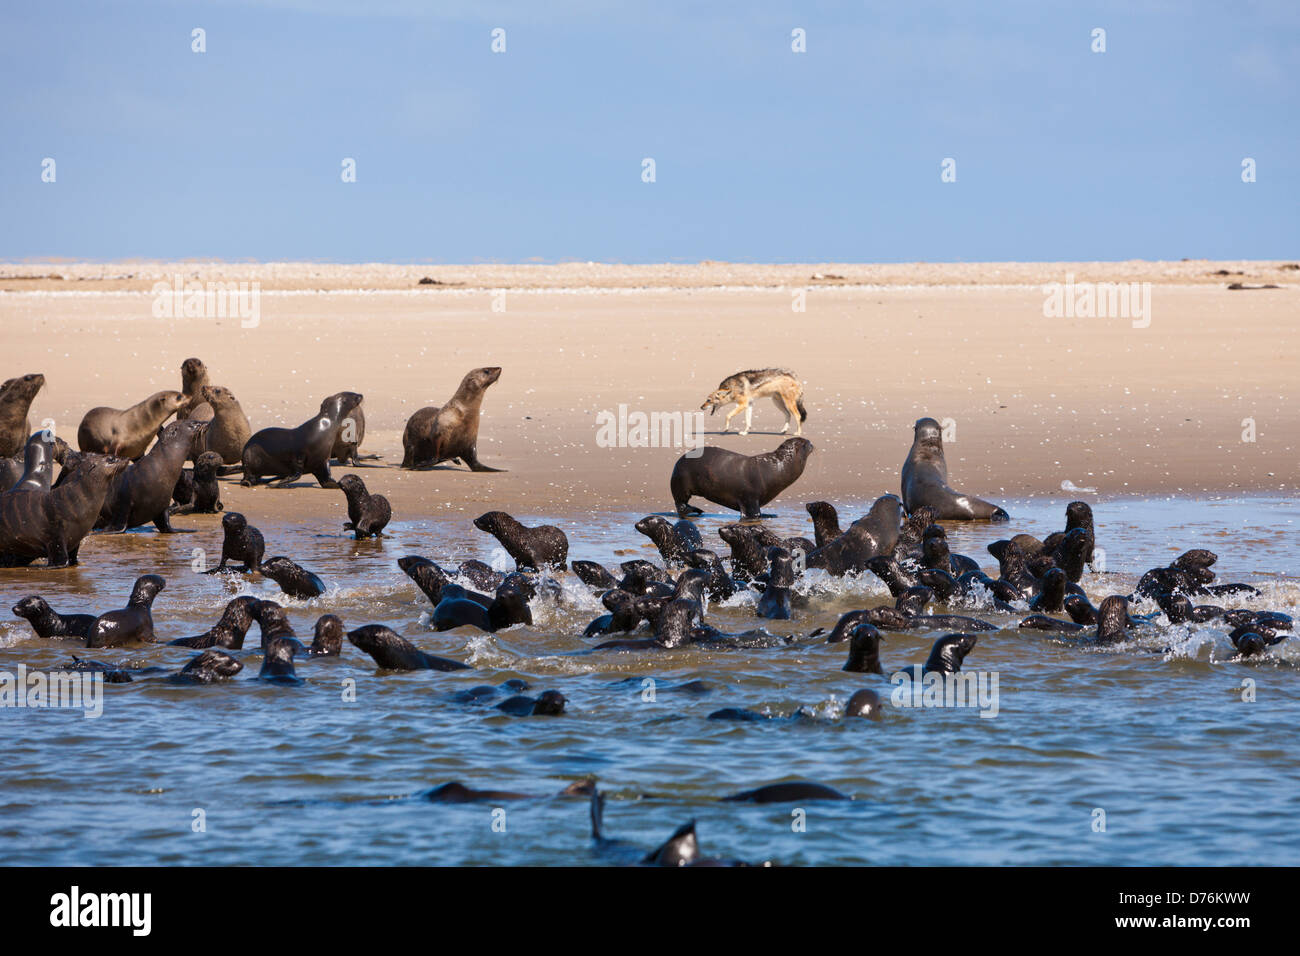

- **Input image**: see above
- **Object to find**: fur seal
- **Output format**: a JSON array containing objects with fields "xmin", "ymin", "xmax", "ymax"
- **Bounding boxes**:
[
  {"xmin": 259, "ymin": 636, "xmax": 302, "ymax": 684},
  {"xmin": 670, "ymin": 438, "xmax": 813, "ymax": 519},
  {"xmin": 634, "ymin": 515, "xmax": 703, "ymax": 567},
  {"xmin": 171, "ymin": 649, "xmax": 243, "ymax": 683},
  {"xmin": 0, "ymin": 452, "xmax": 129, "ymax": 566},
  {"xmin": 495, "ymin": 690, "xmax": 566, "ymax": 716},
  {"xmin": 249, "ymin": 600, "xmax": 306, "ymax": 655},
  {"xmin": 97, "ymin": 419, "xmax": 209, "ymax": 532},
  {"xmin": 435, "ymin": 574, "xmax": 535, "ymax": 632},
  {"xmin": 260, "ymin": 556, "xmax": 326, "ymax": 599},
  {"xmin": 206, "ymin": 512, "xmax": 265, "ymax": 573},
  {"xmin": 683, "ymin": 548, "xmax": 741, "ymax": 601},
  {"xmin": 400, "ymin": 366, "xmax": 503, "ymax": 471},
  {"xmin": 805, "ymin": 501, "xmax": 841, "ymax": 550},
  {"xmin": 922, "ymin": 633, "xmax": 978, "ymax": 674},
  {"xmin": 330, "ymin": 403, "xmax": 370, "ymax": 466},
  {"xmin": 0, "ymin": 374, "xmax": 45, "ymax": 458},
  {"xmin": 473, "ymin": 511, "xmax": 569, "ymax": 570},
  {"xmin": 583, "ymin": 589, "xmax": 642, "ymax": 637},
  {"xmin": 176, "ymin": 358, "xmax": 212, "ymax": 420},
  {"xmin": 721, "ymin": 782, "xmax": 849, "ymax": 803},
  {"xmin": 572, "ymin": 560, "xmax": 620, "ymax": 591},
  {"xmin": 589, "ymin": 788, "xmax": 768, "ymax": 867},
  {"xmin": 78, "ymin": 390, "xmax": 187, "ymax": 459},
  {"xmin": 12, "ymin": 595, "xmax": 96, "ymax": 640},
  {"xmin": 3, "ymin": 430, "xmax": 70, "ymax": 493},
  {"xmin": 399, "ymin": 555, "xmax": 459, "ymax": 605},
  {"xmin": 842, "ymin": 623, "xmax": 884, "ymax": 673},
  {"xmin": 198, "ymin": 385, "xmax": 252, "ymax": 465},
  {"xmin": 241, "ymin": 391, "xmax": 363, "ymax": 488},
  {"xmin": 807, "ymin": 494, "xmax": 902, "ymax": 576},
  {"xmin": 346, "ymin": 624, "xmax": 471, "ymax": 671},
  {"xmin": 337, "ymin": 474, "xmax": 391, "ymax": 539},
  {"xmin": 168, "ymin": 596, "xmax": 260, "ymax": 649},
  {"xmin": 309, "ymin": 615, "xmax": 344, "ymax": 656},
  {"xmin": 844, "ymin": 688, "xmax": 883, "ymax": 718},
  {"xmin": 901, "ymin": 417, "xmax": 1009, "ymax": 521},
  {"xmin": 179, "ymin": 451, "xmax": 224, "ymax": 513},
  {"xmin": 86, "ymin": 574, "xmax": 165, "ymax": 647},
  {"xmin": 755, "ymin": 547, "xmax": 795, "ymax": 620},
  {"xmin": 1094, "ymin": 596, "xmax": 1130, "ymax": 644}
]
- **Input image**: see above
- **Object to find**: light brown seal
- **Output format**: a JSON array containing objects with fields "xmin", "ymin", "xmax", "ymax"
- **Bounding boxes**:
[
  {"xmin": 77, "ymin": 390, "xmax": 187, "ymax": 459},
  {"xmin": 400, "ymin": 366, "xmax": 503, "ymax": 471}
]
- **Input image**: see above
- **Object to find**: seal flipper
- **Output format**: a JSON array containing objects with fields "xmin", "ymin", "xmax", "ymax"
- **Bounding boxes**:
[{"xmin": 643, "ymin": 820, "xmax": 699, "ymax": 867}]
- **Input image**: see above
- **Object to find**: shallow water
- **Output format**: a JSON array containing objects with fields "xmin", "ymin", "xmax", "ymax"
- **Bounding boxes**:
[{"xmin": 1, "ymin": 493, "xmax": 1297, "ymax": 866}]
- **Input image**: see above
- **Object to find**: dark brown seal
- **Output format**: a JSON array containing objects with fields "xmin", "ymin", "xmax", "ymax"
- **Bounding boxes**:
[
  {"xmin": 77, "ymin": 390, "xmax": 187, "ymax": 459},
  {"xmin": 199, "ymin": 385, "xmax": 252, "ymax": 465},
  {"xmin": 241, "ymin": 391, "xmax": 363, "ymax": 488},
  {"xmin": 901, "ymin": 417, "xmax": 1009, "ymax": 521},
  {"xmin": 12, "ymin": 595, "xmax": 96, "ymax": 640},
  {"xmin": 2, "ymin": 430, "xmax": 70, "ymax": 493},
  {"xmin": 400, "ymin": 366, "xmax": 503, "ymax": 471},
  {"xmin": 168, "ymin": 595, "xmax": 260, "ymax": 649},
  {"xmin": 205, "ymin": 511, "xmax": 265, "ymax": 573},
  {"xmin": 0, "ymin": 452, "xmax": 129, "ymax": 566},
  {"xmin": 261, "ymin": 555, "xmax": 326, "ymax": 599},
  {"xmin": 807, "ymin": 494, "xmax": 902, "ymax": 576},
  {"xmin": 670, "ymin": 437, "xmax": 813, "ymax": 519},
  {"xmin": 473, "ymin": 510, "xmax": 569, "ymax": 570},
  {"xmin": 330, "ymin": 403, "xmax": 370, "ymax": 466},
  {"xmin": 97, "ymin": 418, "xmax": 209, "ymax": 532},
  {"xmin": 0, "ymin": 373, "xmax": 45, "ymax": 458},
  {"xmin": 86, "ymin": 574, "xmax": 166, "ymax": 647},
  {"xmin": 634, "ymin": 515, "xmax": 703, "ymax": 567},
  {"xmin": 346, "ymin": 624, "xmax": 472, "ymax": 671},
  {"xmin": 337, "ymin": 474, "xmax": 391, "ymax": 539}
]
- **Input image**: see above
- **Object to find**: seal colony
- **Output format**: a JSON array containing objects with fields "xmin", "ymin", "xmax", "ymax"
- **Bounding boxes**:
[{"xmin": 1, "ymin": 357, "xmax": 1295, "ymax": 866}]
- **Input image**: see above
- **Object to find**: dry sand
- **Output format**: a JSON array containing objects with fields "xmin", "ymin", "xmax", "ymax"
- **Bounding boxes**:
[{"xmin": 1, "ymin": 260, "xmax": 1295, "ymax": 525}]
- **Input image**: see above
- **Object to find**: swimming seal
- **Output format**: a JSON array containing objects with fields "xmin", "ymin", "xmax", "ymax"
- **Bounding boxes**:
[
  {"xmin": 171, "ymin": 649, "xmax": 243, "ymax": 684},
  {"xmin": 240, "ymin": 391, "xmax": 363, "ymax": 488},
  {"xmin": 337, "ymin": 474, "xmax": 391, "ymax": 539},
  {"xmin": 755, "ymin": 547, "xmax": 795, "ymax": 620},
  {"xmin": 842, "ymin": 623, "xmax": 884, "ymax": 673},
  {"xmin": 721, "ymin": 782, "xmax": 849, "ymax": 803},
  {"xmin": 12, "ymin": 595, "xmax": 96, "ymax": 640},
  {"xmin": 97, "ymin": 418, "xmax": 209, "ymax": 532},
  {"xmin": 0, "ymin": 374, "xmax": 45, "ymax": 458},
  {"xmin": 400, "ymin": 366, "xmax": 503, "ymax": 471},
  {"xmin": 169, "ymin": 595, "xmax": 260, "ymax": 649},
  {"xmin": 473, "ymin": 511, "xmax": 569, "ymax": 570},
  {"xmin": 0, "ymin": 452, "xmax": 130, "ymax": 566},
  {"xmin": 805, "ymin": 501, "xmax": 841, "ymax": 550},
  {"xmin": 634, "ymin": 515, "xmax": 703, "ymax": 567},
  {"xmin": 260, "ymin": 555, "xmax": 326, "ymax": 599},
  {"xmin": 259, "ymin": 636, "xmax": 302, "ymax": 684},
  {"xmin": 670, "ymin": 438, "xmax": 813, "ymax": 519},
  {"xmin": 198, "ymin": 385, "xmax": 252, "ymax": 465},
  {"xmin": 922, "ymin": 633, "xmax": 978, "ymax": 674},
  {"xmin": 86, "ymin": 574, "xmax": 165, "ymax": 648},
  {"xmin": 901, "ymin": 417, "xmax": 1009, "ymax": 521},
  {"xmin": 807, "ymin": 494, "xmax": 902, "ymax": 576},
  {"xmin": 78, "ymin": 390, "xmax": 187, "ymax": 459},
  {"xmin": 309, "ymin": 614, "xmax": 345, "ymax": 656},
  {"xmin": 495, "ymin": 690, "xmax": 566, "ymax": 716},
  {"xmin": 206, "ymin": 512, "xmax": 265, "ymax": 573},
  {"xmin": 589, "ymin": 788, "xmax": 768, "ymax": 867},
  {"xmin": 844, "ymin": 688, "xmax": 883, "ymax": 718},
  {"xmin": 346, "ymin": 624, "xmax": 472, "ymax": 671}
]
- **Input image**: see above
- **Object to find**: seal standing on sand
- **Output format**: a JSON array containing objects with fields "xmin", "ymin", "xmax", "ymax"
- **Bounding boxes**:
[
  {"xmin": 78, "ymin": 390, "xmax": 187, "ymax": 459},
  {"xmin": 400, "ymin": 366, "xmax": 503, "ymax": 471},
  {"xmin": 176, "ymin": 358, "xmax": 213, "ymax": 420},
  {"xmin": 901, "ymin": 417, "xmax": 1009, "ymax": 521},
  {"xmin": 241, "ymin": 391, "xmax": 363, "ymax": 488},
  {"xmin": 337, "ymin": 474, "xmax": 391, "ymax": 539},
  {"xmin": 331, "ymin": 403, "xmax": 371, "ymax": 466},
  {"xmin": 473, "ymin": 511, "xmax": 569, "ymax": 570},
  {"xmin": 670, "ymin": 438, "xmax": 813, "ymax": 519},
  {"xmin": 206, "ymin": 512, "xmax": 265, "ymax": 573},
  {"xmin": 0, "ymin": 374, "xmax": 45, "ymax": 458},
  {"xmin": 97, "ymin": 419, "xmax": 209, "ymax": 533},
  {"xmin": 199, "ymin": 385, "xmax": 252, "ymax": 465}
]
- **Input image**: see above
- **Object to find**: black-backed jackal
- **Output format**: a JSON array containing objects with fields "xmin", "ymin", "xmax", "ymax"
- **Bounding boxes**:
[{"xmin": 700, "ymin": 368, "xmax": 807, "ymax": 436}]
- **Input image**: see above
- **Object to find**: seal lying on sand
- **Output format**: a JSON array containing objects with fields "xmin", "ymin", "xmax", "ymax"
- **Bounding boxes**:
[
  {"xmin": 670, "ymin": 438, "xmax": 813, "ymax": 519},
  {"xmin": 401, "ymin": 366, "xmax": 503, "ymax": 471},
  {"xmin": 241, "ymin": 391, "xmax": 363, "ymax": 488},
  {"xmin": 78, "ymin": 390, "xmax": 187, "ymax": 459},
  {"xmin": 901, "ymin": 417, "xmax": 1008, "ymax": 521}
]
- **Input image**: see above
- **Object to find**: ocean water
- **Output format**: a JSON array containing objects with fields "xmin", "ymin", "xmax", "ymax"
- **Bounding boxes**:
[{"xmin": 0, "ymin": 493, "xmax": 1297, "ymax": 866}]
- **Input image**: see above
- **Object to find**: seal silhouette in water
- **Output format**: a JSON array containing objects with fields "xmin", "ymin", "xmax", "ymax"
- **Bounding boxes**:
[
  {"xmin": 169, "ymin": 596, "xmax": 260, "ymax": 649},
  {"xmin": 495, "ymin": 690, "xmax": 566, "ymax": 716},
  {"xmin": 634, "ymin": 515, "xmax": 703, "ymax": 567},
  {"xmin": 241, "ymin": 391, "xmax": 363, "ymax": 488},
  {"xmin": 473, "ymin": 511, "xmax": 569, "ymax": 570},
  {"xmin": 401, "ymin": 366, "xmax": 503, "ymax": 471},
  {"xmin": 670, "ymin": 438, "xmax": 813, "ymax": 519},
  {"xmin": 97, "ymin": 418, "xmax": 209, "ymax": 533},
  {"xmin": 206, "ymin": 512, "xmax": 265, "ymax": 573},
  {"xmin": 12, "ymin": 595, "xmax": 96, "ymax": 640},
  {"xmin": 260, "ymin": 556, "xmax": 326, "ymax": 599},
  {"xmin": 86, "ymin": 574, "xmax": 165, "ymax": 648},
  {"xmin": 0, "ymin": 452, "xmax": 130, "ymax": 567},
  {"xmin": 78, "ymin": 390, "xmax": 187, "ymax": 459},
  {"xmin": 901, "ymin": 417, "xmax": 1009, "ymax": 521},
  {"xmin": 337, "ymin": 474, "xmax": 391, "ymax": 539},
  {"xmin": 722, "ymin": 782, "xmax": 849, "ymax": 803},
  {"xmin": 347, "ymin": 624, "xmax": 472, "ymax": 671},
  {"xmin": 0, "ymin": 373, "xmax": 45, "ymax": 458}
]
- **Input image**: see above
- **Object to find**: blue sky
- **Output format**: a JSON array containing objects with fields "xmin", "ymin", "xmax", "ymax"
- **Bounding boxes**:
[{"xmin": 2, "ymin": 1, "xmax": 1296, "ymax": 262}]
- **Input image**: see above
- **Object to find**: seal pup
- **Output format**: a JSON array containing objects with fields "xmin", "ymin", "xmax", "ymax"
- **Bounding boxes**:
[
  {"xmin": 844, "ymin": 688, "xmax": 883, "ymax": 718},
  {"xmin": 755, "ymin": 547, "xmax": 795, "ymax": 620},
  {"xmin": 240, "ymin": 391, "xmax": 363, "ymax": 488},
  {"xmin": 0, "ymin": 373, "xmax": 45, "ymax": 458},
  {"xmin": 589, "ymin": 788, "xmax": 768, "ymax": 867},
  {"xmin": 807, "ymin": 494, "xmax": 902, "ymax": 576},
  {"xmin": 571, "ymin": 559, "xmax": 620, "ymax": 591},
  {"xmin": 97, "ymin": 418, "xmax": 209, "ymax": 532},
  {"xmin": 0, "ymin": 452, "xmax": 130, "ymax": 566},
  {"xmin": 170, "ymin": 451, "xmax": 224, "ymax": 514},
  {"xmin": 921, "ymin": 633, "xmax": 978, "ymax": 674},
  {"xmin": 86, "ymin": 574, "xmax": 165, "ymax": 648},
  {"xmin": 176, "ymin": 358, "xmax": 212, "ymax": 420},
  {"xmin": 901, "ymin": 417, "xmax": 1009, "ymax": 521},
  {"xmin": 77, "ymin": 390, "xmax": 187, "ymax": 459},
  {"xmin": 170, "ymin": 649, "xmax": 243, "ymax": 684},
  {"xmin": 346, "ymin": 624, "xmax": 472, "ymax": 671},
  {"xmin": 473, "ymin": 511, "xmax": 569, "ymax": 571},
  {"xmin": 337, "ymin": 474, "xmax": 391, "ymax": 539},
  {"xmin": 683, "ymin": 548, "xmax": 741, "ymax": 601},
  {"xmin": 260, "ymin": 556, "xmax": 326, "ymax": 599},
  {"xmin": 400, "ymin": 366, "xmax": 503, "ymax": 471},
  {"xmin": 805, "ymin": 501, "xmax": 841, "ymax": 550},
  {"xmin": 12, "ymin": 595, "xmax": 96, "ymax": 640},
  {"xmin": 495, "ymin": 690, "xmax": 566, "ymax": 716},
  {"xmin": 309, "ymin": 615, "xmax": 345, "ymax": 656},
  {"xmin": 198, "ymin": 385, "xmax": 252, "ymax": 465},
  {"xmin": 168, "ymin": 595, "xmax": 260, "ymax": 649},
  {"xmin": 249, "ymin": 600, "xmax": 307, "ymax": 655},
  {"xmin": 1094, "ymin": 596, "xmax": 1130, "ymax": 644},
  {"xmin": 399, "ymin": 555, "xmax": 464, "ymax": 606},
  {"xmin": 670, "ymin": 437, "xmax": 813, "ymax": 519},
  {"xmin": 634, "ymin": 515, "xmax": 703, "ymax": 567},
  {"xmin": 205, "ymin": 512, "xmax": 265, "ymax": 573},
  {"xmin": 258, "ymin": 636, "xmax": 302, "ymax": 684},
  {"xmin": 583, "ymin": 589, "xmax": 642, "ymax": 637},
  {"xmin": 842, "ymin": 623, "xmax": 884, "ymax": 673},
  {"xmin": 721, "ymin": 782, "xmax": 849, "ymax": 803}
]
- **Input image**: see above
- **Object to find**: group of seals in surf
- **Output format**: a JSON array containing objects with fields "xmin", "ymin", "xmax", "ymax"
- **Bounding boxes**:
[{"xmin": 2, "ymin": 363, "xmax": 1295, "ymax": 865}]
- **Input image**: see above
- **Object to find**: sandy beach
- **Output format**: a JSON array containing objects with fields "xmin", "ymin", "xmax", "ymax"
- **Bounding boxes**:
[{"xmin": 1, "ymin": 260, "xmax": 1295, "ymax": 525}]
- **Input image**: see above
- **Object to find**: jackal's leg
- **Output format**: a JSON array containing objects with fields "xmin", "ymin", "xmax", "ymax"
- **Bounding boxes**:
[
  {"xmin": 780, "ymin": 392, "xmax": 802, "ymax": 436},
  {"xmin": 740, "ymin": 402, "xmax": 753, "ymax": 436},
  {"xmin": 722, "ymin": 403, "xmax": 742, "ymax": 433},
  {"xmin": 773, "ymin": 395, "xmax": 791, "ymax": 433}
]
